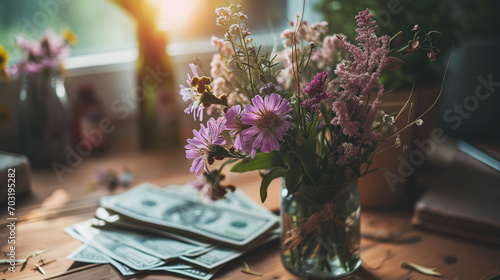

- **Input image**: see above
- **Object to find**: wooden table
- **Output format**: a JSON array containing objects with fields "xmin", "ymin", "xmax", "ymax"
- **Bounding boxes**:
[{"xmin": 1, "ymin": 135, "xmax": 500, "ymax": 280}]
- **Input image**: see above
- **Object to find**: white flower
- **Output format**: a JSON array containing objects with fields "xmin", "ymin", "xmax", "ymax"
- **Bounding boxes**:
[{"xmin": 395, "ymin": 135, "xmax": 401, "ymax": 147}]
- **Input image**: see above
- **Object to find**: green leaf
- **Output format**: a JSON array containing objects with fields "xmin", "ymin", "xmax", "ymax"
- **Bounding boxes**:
[
  {"xmin": 285, "ymin": 154, "xmax": 303, "ymax": 194},
  {"xmin": 362, "ymin": 167, "xmax": 388, "ymax": 176},
  {"xmin": 301, "ymin": 122, "xmax": 317, "ymax": 168},
  {"xmin": 260, "ymin": 167, "xmax": 286, "ymax": 202},
  {"xmin": 230, "ymin": 151, "xmax": 281, "ymax": 173}
]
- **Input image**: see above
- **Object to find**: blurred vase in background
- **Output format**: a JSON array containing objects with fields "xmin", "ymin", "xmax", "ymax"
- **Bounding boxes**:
[
  {"xmin": 7, "ymin": 29, "xmax": 77, "ymax": 167},
  {"xmin": 19, "ymin": 69, "xmax": 72, "ymax": 167}
]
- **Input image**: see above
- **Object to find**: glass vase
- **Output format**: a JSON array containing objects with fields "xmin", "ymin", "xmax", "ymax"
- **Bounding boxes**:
[
  {"xmin": 280, "ymin": 179, "xmax": 361, "ymax": 279},
  {"xmin": 18, "ymin": 70, "xmax": 73, "ymax": 167}
]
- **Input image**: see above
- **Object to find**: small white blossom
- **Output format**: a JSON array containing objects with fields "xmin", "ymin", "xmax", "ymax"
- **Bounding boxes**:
[
  {"xmin": 229, "ymin": 24, "xmax": 241, "ymax": 38},
  {"xmin": 382, "ymin": 114, "xmax": 395, "ymax": 125},
  {"xmin": 395, "ymin": 135, "xmax": 401, "ymax": 147},
  {"xmin": 342, "ymin": 142, "xmax": 353, "ymax": 151},
  {"xmin": 415, "ymin": 119, "xmax": 424, "ymax": 126}
]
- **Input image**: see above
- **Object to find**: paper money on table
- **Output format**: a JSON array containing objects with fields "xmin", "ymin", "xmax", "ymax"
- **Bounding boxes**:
[
  {"xmin": 94, "ymin": 207, "xmax": 211, "ymax": 249},
  {"xmin": 152, "ymin": 261, "xmax": 223, "ymax": 280},
  {"xmin": 164, "ymin": 184, "xmax": 275, "ymax": 217},
  {"xmin": 95, "ymin": 224, "xmax": 204, "ymax": 260},
  {"xmin": 67, "ymin": 245, "xmax": 108, "ymax": 264},
  {"xmin": 179, "ymin": 228, "xmax": 280, "ymax": 269},
  {"xmin": 64, "ymin": 227, "xmax": 136, "ymax": 276},
  {"xmin": 70, "ymin": 220, "xmax": 165, "ymax": 271},
  {"xmin": 66, "ymin": 244, "xmax": 220, "ymax": 280},
  {"xmin": 100, "ymin": 183, "xmax": 279, "ymax": 247}
]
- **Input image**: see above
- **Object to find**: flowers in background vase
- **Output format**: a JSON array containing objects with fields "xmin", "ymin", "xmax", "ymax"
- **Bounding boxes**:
[
  {"xmin": 180, "ymin": 4, "xmax": 441, "ymax": 201},
  {"xmin": 6, "ymin": 28, "xmax": 77, "ymax": 79}
]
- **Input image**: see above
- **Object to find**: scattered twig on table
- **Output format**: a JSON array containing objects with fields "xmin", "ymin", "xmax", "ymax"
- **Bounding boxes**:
[
  {"xmin": 401, "ymin": 261, "xmax": 442, "ymax": 277},
  {"xmin": 20, "ymin": 249, "xmax": 50, "ymax": 271},
  {"xmin": 241, "ymin": 260, "xmax": 263, "ymax": 276},
  {"xmin": 34, "ymin": 264, "xmax": 45, "ymax": 275}
]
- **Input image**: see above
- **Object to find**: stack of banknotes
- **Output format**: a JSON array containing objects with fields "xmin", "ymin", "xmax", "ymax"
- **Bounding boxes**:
[{"xmin": 64, "ymin": 183, "xmax": 280, "ymax": 279}]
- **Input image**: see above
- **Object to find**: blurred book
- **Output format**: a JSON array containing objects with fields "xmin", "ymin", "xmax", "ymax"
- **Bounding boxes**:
[
  {"xmin": 0, "ymin": 152, "xmax": 31, "ymax": 204},
  {"xmin": 412, "ymin": 141, "xmax": 500, "ymax": 245}
]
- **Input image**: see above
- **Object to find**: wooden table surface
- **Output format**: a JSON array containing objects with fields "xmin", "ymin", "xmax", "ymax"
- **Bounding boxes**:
[{"xmin": 1, "ymin": 135, "xmax": 500, "ymax": 280}]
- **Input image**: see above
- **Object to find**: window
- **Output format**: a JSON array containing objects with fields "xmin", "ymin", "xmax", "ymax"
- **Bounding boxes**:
[{"xmin": 0, "ymin": 0, "xmax": 289, "ymax": 59}]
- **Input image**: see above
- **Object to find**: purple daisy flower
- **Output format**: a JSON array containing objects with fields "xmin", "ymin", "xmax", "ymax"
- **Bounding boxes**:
[
  {"xmin": 180, "ymin": 63, "xmax": 206, "ymax": 121},
  {"xmin": 185, "ymin": 117, "xmax": 227, "ymax": 177},
  {"xmin": 241, "ymin": 93, "xmax": 292, "ymax": 157}
]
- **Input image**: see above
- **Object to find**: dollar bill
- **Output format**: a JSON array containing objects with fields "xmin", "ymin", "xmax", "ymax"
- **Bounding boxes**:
[
  {"xmin": 94, "ymin": 207, "xmax": 211, "ymax": 248},
  {"xmin": 100, "ymin": 183, "xmax": 279, "ymax": 247},
  {"xmin": 179, "ymin": 230, "xmax": 280, "ymax": 269},
  {"xmin": 165, "ymin": 185, "xmax": 275, "ymax": 217},
  {"xmin": 180, "ymin": 246, "xmax": 240, "ymax": 269},
  {"xmin": 67, "ymin": 244, "xmax": 108, "ymax": 264},
  {"xmin": 71, "ymin": 220, "xmax": 164, "ymax": 271},
  {"xmin": 98, "ymin": 226, "xmax": 203, "ymax": 260},
  {"xmin": 152, "ymin": 261, "xmax": 222, "ymax": 280},
  {"xmin": 64, "ymin": 227, "xmax": 136, "ymax": 276},
  {"xmin": 66, "ymin": 243, "xmax": 217, "ymax": 279}
]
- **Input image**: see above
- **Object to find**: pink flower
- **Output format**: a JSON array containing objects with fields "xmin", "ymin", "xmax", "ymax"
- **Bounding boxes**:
[
  {"xmin": 210, "ymin": 53, "xmax": 231, "ymax": 79},
  {"xmin": 301, "ymin": 71, "xmax": 332, "ymax": 111},
  {"xmin": 331, "ymin": 9, "xmax": 390, "ymax": 144},
  {"xmin": 12, "ymin": 30, "xmax": 71, "ymax": 77},
  {"xmin": 240, "ymin": 93, "xmax": 292, "ymax": 157},
  {"xmin": 211, "ymin": 36, "xmax": 233, "ymax": 57},
  {"xmin": 185, "ymin": 117, "xmax": 227, "ymax": 177},
  {"xmin": 280, "ymin": 29, "xmax": 299, "ymax": 48},
  {"xmin": 40, "ymin": 30, "xmax": 70, "ymax": 59},
  {"xmin": 336, "ymin": 143, "xmax": 359, "ymax": 166},
  {"xmin": 15, "ymin": 35, "xmax": 35, "ymax": 53}
]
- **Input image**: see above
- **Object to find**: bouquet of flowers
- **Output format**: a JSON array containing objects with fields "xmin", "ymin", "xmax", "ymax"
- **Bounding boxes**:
[
  {"xmin": 182, "ymin": 4, "xmax": 440, "ymax": 200},
  {"xmin": 6, "ymin": 28, "xmax": 77, "ymax": 79},
  {"xmin": 180, "ymin": 4, "xmax": 441, "ymax": 277}
]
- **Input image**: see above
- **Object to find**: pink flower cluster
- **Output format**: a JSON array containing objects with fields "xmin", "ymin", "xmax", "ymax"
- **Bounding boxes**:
[
  {"xmin": 211, "ymin": 36, "xmax": 232, "ymax": 58},
  {"xmin": 278, "ymin": 20, "xmax": 342, "ymax": 90},
  {"xmin": 336, "ymin": 143, "xmax": 359, "ymax": 166},
  {"xmin": 280, "ymin": 20, "xmax": 328, "ymax": 48},
  {"xmin": 9, "ymin": 30, "xmax": 70, "ymax": 78},
  {"xmin": 301, "ymin": 71, "xmax": 332, "ymax": 111},
  {"xmin": 331, "ymin": 9, "xmax": 390, "ymax": 144},
  {"xmin": 310, "ymin": 34, "xmax": 345, "ymax": 70}
]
